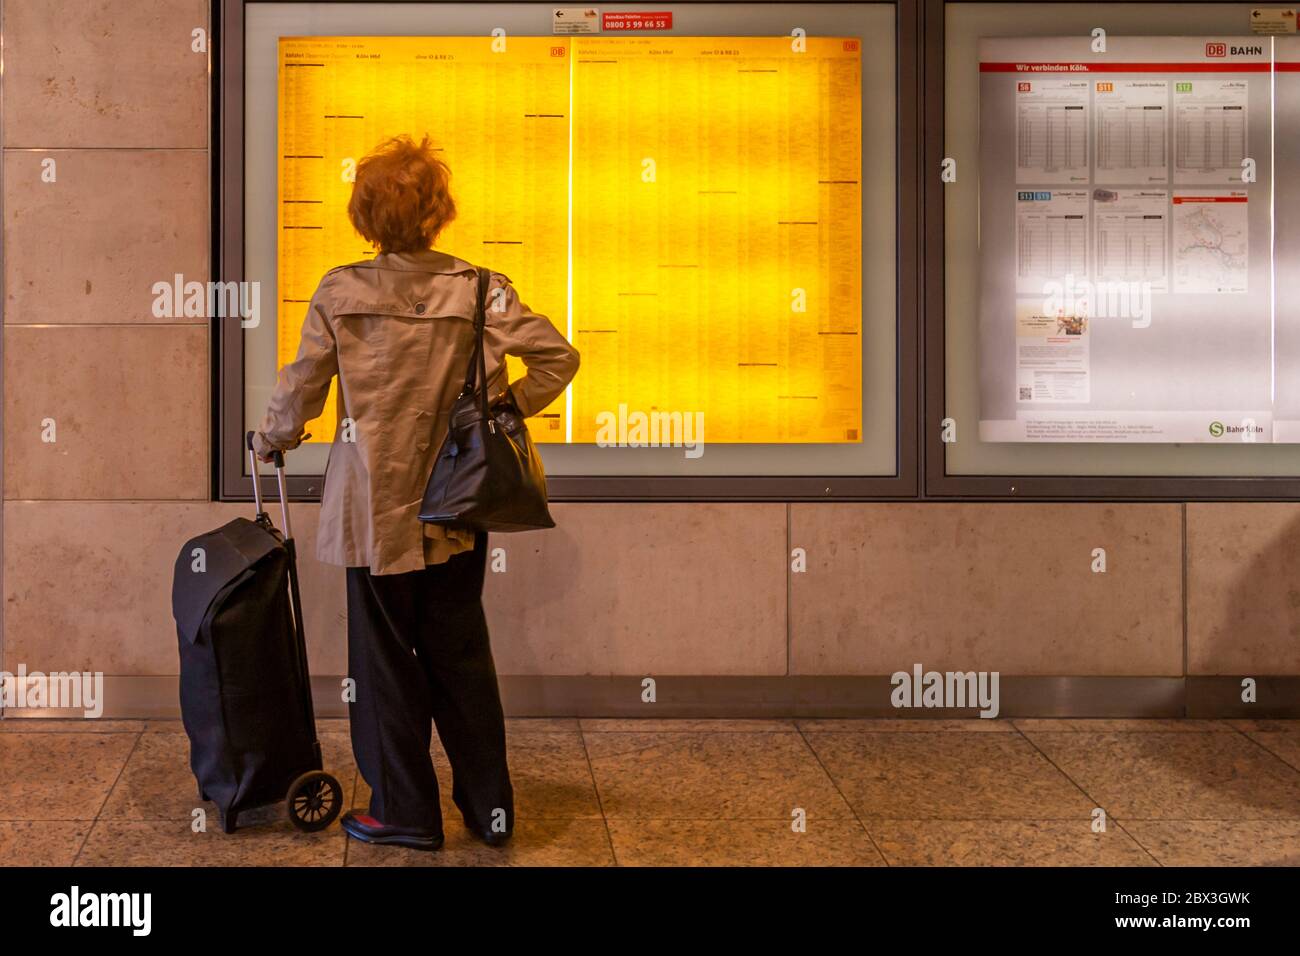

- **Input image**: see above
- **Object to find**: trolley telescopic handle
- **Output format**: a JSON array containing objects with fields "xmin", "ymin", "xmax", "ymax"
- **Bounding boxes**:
[
  {"xmin": 245, "ymin": 431, "xmax": 265, "ymax": 515},
  {"xmin": 245, "ymin": 432, "xmax": 316, "ymax": 747},
  {"xmin": 245, "ymin": 430, "xmax": 293, "ymax": 540}
]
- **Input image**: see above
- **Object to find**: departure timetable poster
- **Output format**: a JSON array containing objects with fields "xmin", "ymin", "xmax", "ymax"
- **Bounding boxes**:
[
  {"xmin": 277, "ymin": 35, "xmax": 863, "ymax": 445},
  {"xmin": 977, "ymin": 37, "xmax": 1277, "ymax": 443}
]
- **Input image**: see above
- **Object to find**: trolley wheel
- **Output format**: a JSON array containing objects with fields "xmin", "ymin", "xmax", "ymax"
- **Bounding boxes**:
[{"xmin": 287, "ymin": 771, "xmax": 343, "ymax": 832}]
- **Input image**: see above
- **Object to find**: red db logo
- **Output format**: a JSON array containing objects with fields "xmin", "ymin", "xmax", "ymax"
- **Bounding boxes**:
[
  {"xmin": 550, "ymin": 46, "xmax": 566, "ymax": 57},
  {"xmin": 1017, "ymin": 82, "xmax": 1031, "ymax": 92},
  {"xmin": 1205, "ymin": 42, "xmax": 1227, "ymax": 57}
]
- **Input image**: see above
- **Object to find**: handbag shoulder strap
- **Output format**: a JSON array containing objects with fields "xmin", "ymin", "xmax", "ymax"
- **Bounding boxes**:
[{"xmin": 460, "ymin": 267, "xmax": 491, "ymax": 397}]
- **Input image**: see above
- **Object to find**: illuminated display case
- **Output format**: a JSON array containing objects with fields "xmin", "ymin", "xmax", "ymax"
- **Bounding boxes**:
[
  {"xmin": 927, "ymin": 0, "xmax": 1300, "ymax": 496},
  {"xmin": 218, "ymin": 1, "xmax": 917, "ymax": 500}
]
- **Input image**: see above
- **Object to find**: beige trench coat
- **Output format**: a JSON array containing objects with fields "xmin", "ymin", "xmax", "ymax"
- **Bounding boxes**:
[{"xmin": 252, "ymin": 249, "xmax": 580, "ymax": 575}]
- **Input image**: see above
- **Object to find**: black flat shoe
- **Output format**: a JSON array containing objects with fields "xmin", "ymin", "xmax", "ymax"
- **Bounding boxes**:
[
  {"xmin": 341, "ymin": 810, "xmax": 444, "ymax": 851},
  {"xmin": 467, "ymin": 825, "xmax": 513, "ymax": 847},
  {"xmin": 456, "ymin": 802, "xmax": 513, "ymax": 846}
]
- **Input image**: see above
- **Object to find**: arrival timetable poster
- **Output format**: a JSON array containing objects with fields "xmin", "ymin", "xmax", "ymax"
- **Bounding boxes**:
[
  {"xmin": 277, "ymin": 35, "xmax": 863, "ymax": 445},
  {"xmin": 977, "ymin": 37, "xmax": 1277, "ymax": 443}
]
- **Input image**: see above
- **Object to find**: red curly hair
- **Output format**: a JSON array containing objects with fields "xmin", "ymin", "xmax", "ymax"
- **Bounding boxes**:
[{"xmin": 347, "ymin": 134, "xmax": 457, "ymax": 254}]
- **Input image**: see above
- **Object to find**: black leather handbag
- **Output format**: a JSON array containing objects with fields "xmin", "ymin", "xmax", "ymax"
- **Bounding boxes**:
[{"xmin": 418, "ymin": 267, "xmax": 556, "ymax": 532}]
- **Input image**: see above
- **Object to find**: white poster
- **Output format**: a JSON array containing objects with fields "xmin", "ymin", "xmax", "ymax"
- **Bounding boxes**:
[
  {"xmin": 978, "ymin": 37, "xmax": 1272, "ymax": 443},
  {"xmin": 1015, "ymin": 301, "xmax": 1091, "ymax": 404}
]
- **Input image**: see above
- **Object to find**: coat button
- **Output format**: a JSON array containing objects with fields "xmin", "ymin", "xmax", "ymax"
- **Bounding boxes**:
[{"xmin": 414, "ymin": 302, "xmax": 426, "ymax": 314}]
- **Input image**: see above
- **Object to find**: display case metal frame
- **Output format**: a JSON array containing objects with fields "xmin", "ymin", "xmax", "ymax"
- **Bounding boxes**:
[
  {"xmin": 922, "ymin": 0, "xmax": 1300, "ymax": 499},
  {"xmin": 215, "ymin": 0, "xmax": 923, "ymax": 502}
]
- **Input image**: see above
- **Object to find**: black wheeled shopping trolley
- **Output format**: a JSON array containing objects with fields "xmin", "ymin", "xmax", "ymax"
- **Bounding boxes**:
[{"xmin": 170, "ymin": 433, "xmax": 343, "ymax": 834}]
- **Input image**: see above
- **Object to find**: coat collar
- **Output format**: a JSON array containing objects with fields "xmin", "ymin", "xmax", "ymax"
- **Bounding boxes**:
[{"xmin": 341, "ymin": 248, "xmax": 478, "ymax": 275}]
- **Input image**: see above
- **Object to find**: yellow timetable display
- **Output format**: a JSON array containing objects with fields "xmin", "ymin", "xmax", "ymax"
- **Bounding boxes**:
[{"xmin": 277, "ymin": 35, "xmax": 862, "ymax": 444}]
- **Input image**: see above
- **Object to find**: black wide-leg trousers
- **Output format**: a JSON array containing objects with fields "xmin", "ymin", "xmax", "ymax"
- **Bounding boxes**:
[{"xmin": 345, "ymin": 532, "xmax": 514, "ymax": 834}]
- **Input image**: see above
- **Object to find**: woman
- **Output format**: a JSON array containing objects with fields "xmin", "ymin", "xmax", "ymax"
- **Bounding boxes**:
[{"xmin": 252, "ymin": 134, "xmax": 580, "ymax": 851}]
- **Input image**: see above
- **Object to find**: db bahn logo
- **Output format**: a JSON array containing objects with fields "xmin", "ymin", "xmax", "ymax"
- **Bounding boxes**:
[
  {"xmin": 1208, "ymin": 42, "xmax": 1265, "ymax": 56},
  {"xmin": 1017, "ymin": 81, "xmax": 1031, "ymax": 92}
]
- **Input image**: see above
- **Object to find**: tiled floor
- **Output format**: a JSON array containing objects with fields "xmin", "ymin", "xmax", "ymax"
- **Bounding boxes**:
[{"xmin": 2, "ymin": 717, "xmax": 1299, "ymax": 866}]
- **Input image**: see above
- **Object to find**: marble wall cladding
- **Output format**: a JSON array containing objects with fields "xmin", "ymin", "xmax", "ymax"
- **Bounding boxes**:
[
  {"xmin": 789, "ymin": 504, "xmax": 1184, "ymax": 676},
  {"xmin": 483, "ymin": 504, "xmax": 789, "ymax": 676},
  {"xmin": 8, "ymin": 496, "xmax": 1300, "ymax": 682},
  {"xmin": 2, "ymin": 0, "xmax": 209, "ymax": 149},
  {"xmin": 4, "ymin": 150, "xmax": 209, "ymax": 324},
  {"xmin": 2, "ymin": 501, "xmax": 345, "ymax": 677},
  {"xmin": 3, "ymin": 325, "xmax": 209, "ymax": 500},
  {"xmin": 3, "ymin": 501, "xmax": 787, "ymax": 679},
  {"xmin": 1187, "ymin": 503, "xmax": 1300, "ymax": 676}
]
